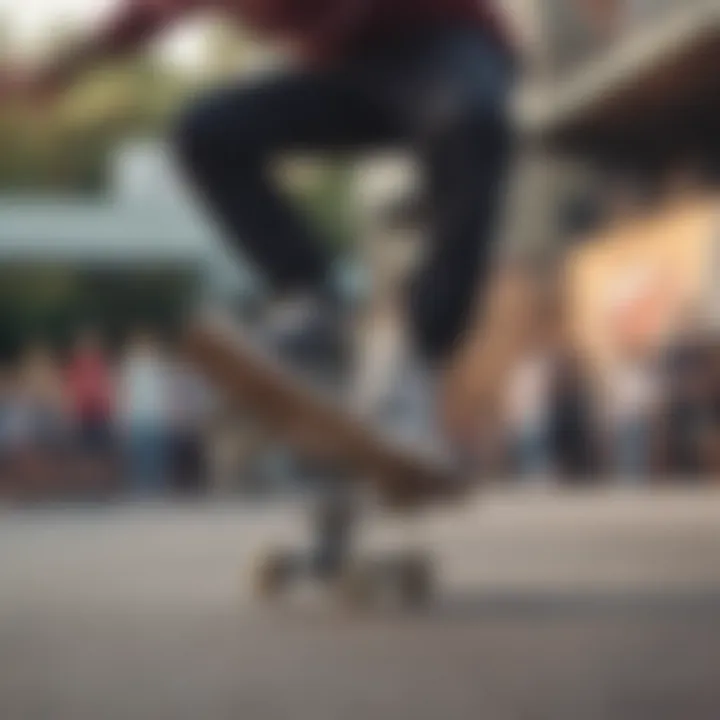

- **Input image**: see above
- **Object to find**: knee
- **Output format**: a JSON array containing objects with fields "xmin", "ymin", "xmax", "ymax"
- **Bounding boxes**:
[
  {"xmin": 173, "ymin": 96, "xmax": 260, "ymax": 179},
  {"xmin": 425, "ymin": 89, "xmax": 510, "ymax": 157}
]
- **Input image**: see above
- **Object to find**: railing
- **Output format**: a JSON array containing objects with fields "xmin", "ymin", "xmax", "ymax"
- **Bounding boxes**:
[
  {"xmin": 543, "ymin": 0, "xmax": 713, "ymax": 76},
  {"xmin": 619, "ymin": 0, "xmax": 692, "ymax": 36}
]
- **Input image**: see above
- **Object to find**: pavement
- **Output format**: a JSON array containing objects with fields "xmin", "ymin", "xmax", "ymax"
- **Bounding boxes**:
[{"xmin": 2, "ymin": 489, "xmax": 720, "ymax": 720}]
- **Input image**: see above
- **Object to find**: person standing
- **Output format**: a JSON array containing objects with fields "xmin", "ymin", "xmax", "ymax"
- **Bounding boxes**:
[
  {"xmin": 117, "ymin": 331, "xmax": 171, "ymax": 497},
  {"xmin": 605, "ymin": 355, "xmax": 660, "ymax": 484},
  {"xmin": 66, "ymin": 331, "xmax": 116, "ymax": 494},
  {"xmin": 550, "ymin": 351, "xmax": 598, "ymax": 483},
  {"xmin": 166, "ymin": 358, "xmax": 214, "ymax": 496},
  {"xmin": 504, "ymin": 327, "xmax": 557, "ymax": 483}
]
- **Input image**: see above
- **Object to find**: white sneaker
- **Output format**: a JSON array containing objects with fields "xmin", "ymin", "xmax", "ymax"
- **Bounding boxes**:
[{"xmin": 367, "ymin": 354, "xmax": 469, "ymax": 477}]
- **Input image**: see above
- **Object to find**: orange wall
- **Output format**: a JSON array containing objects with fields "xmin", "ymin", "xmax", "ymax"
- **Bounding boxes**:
[{"xmin": 565, "ymin": 194, "xmax": 718, "ymax": 370}]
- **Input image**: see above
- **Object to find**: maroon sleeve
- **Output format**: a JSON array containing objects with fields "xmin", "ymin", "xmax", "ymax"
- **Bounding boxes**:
[{"xmin": 301, "ymin": 5, "xmax": 370, "ymax": 63}]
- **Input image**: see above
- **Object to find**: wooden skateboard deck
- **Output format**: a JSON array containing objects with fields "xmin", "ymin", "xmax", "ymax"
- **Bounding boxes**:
[{"xmin": 185, "ymin": 314, "xmax": 463, "ymax": 507}]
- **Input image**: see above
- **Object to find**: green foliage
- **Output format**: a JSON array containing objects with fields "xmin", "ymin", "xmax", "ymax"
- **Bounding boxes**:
[
  {"xmin": 0, "ymin": 53, "xmax": 190, "ymax": 193},
  {"xmin": 0, "ymin": 19, "xmax": 356, "ymax": 245},
  {"xmin": 0, "ymin": 266, "xmax": 196, "ymax": 359},
  {"xmin": 299, "ymin": 162, "xmax": 355, "ymax": 252}
]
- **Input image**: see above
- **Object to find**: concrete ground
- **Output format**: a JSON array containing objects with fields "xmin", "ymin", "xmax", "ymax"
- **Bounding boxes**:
[{"xmin": 2, "ymin": 489, "xmax": 720, "ymax": 720}]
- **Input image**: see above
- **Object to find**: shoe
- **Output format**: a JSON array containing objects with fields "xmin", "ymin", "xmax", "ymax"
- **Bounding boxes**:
[
  {"xmin": 259, "ymin": 294, "xmax": 353, "ymax": 389},
  {"xmin": 369, "ymin": 352, "xmax": 474, "ymax": 478}
]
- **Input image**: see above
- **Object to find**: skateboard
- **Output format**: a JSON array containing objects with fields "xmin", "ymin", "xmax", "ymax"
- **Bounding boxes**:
[
  {"xmin": 185, "ymin": 313, "xmax": 464, "ymax": 508},
  {"xmin": 185, "ymin": 312, "xmax": 465, "ymax": 608}
]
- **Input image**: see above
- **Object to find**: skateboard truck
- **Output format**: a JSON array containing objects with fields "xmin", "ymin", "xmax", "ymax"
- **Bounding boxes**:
[{"xmin": 253, "ymin": 480, "xmax": 435, "ymax": 609}]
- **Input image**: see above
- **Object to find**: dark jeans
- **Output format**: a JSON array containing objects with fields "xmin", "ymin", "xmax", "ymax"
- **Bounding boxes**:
[{"xmin": 176, "ymin": 26, "xmax": 514, "ymax": 364}]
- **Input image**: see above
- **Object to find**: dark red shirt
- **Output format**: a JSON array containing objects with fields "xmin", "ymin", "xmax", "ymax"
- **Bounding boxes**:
[{"xmin": 113, "ymin": 0, "xmax": 513, "ymax": 62}]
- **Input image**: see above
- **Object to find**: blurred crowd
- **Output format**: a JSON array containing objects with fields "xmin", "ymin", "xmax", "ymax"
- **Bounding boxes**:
[
  {"xmin": 499, "ymin": 321, "xmax": 720, "ymax": 484},
  {"xmin": 0, "ymin": 330, "xmax": 213, "ymax": 501},
  {"xmin": 1, "ymin": 311, "xmax": 718, "ymax": 503}
]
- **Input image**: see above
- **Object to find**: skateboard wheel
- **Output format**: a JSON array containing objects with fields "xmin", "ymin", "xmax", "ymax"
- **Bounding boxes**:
[
  {"xmin": 337, "ymin": 564, "xmax": 369, "ymax": 609},
  {"xmin": 396, "ymin": 555, "xmax": 433, "ymax": 607},
  {"xmin": 253, "ymin": 548, "xmax": 294, "ymax": 600},
  {"xmin": 339, "ymin": 554, "xmax": 433, "ymax": 610}
]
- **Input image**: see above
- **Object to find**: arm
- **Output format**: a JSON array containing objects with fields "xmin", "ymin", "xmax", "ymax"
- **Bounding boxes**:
[
  {"xmin": 45, "ymin": 0, "xmax": 187, "ymax": 88},
  {"xmin": 18, "ymin": 0, "xmax": 194, "ymax": 95}
]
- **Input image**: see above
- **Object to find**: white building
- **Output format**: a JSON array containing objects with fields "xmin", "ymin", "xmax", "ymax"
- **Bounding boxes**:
[
  {"xmin": 0, "ymin": 143, "xmax": 262, "ymax": 355},
  {"xmin": 0, "ymin": 142, "xmax": 261, "ymax": 298}
]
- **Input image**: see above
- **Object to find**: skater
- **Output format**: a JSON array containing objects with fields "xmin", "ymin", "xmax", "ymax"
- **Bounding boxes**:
[{"xmin": 2, "ymin": 0, "xmax": 520, "ymax": 579}]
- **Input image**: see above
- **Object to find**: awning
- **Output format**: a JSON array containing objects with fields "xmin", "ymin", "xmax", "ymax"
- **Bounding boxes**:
[{"xmin": 521, "ymin": 3, "xmax": 720, "ymax": 159}]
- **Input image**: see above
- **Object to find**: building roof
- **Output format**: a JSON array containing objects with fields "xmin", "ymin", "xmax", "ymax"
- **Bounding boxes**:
[
  {"xmin": 0, "ymin": 195, "xmax": 261, "ymax": 299},
  {"xmin": 0, "ymin": 196, "xmax": 210, "ymax": 264},
  {"xmin": 521, "ymin": 1, "xmax": 720, "ymax": 156}
]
